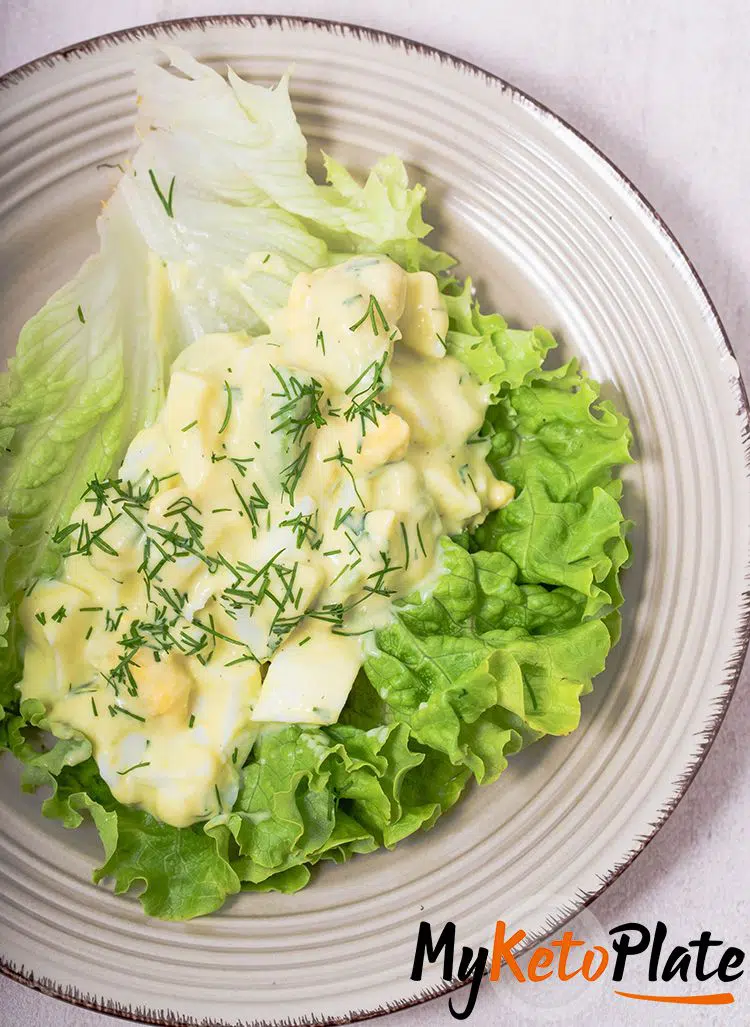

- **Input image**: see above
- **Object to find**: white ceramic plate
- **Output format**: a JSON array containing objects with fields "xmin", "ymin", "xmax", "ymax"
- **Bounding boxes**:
[{"xmin": 1, "ymin": 16, "xmax": 748, "ymax": 1027}]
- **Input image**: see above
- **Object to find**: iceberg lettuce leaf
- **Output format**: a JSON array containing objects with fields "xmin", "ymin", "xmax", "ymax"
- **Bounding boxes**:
[{"xmin": 0, "ymin": 50, "xmax": 446, "ymax": 720}]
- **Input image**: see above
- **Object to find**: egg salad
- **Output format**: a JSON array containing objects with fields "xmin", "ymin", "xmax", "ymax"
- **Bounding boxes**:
[{"xmin": 18, "ymin": 256, "xmax": 514, "ymax": 828}]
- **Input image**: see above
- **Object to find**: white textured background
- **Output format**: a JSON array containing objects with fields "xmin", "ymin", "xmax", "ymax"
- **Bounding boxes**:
[{"xmin": 1, "ymin": 2, "xmax": 749, "ymax": 1026}]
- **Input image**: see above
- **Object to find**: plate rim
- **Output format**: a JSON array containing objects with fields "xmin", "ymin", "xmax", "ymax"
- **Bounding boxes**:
[{"xmin": 1, "ymin": 12, "xmax": 749, "ymax": 1027}]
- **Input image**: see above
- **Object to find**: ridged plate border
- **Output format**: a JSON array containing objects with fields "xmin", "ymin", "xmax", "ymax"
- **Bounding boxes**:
[{"xmin": 1, "ymin": 14, "xmax": 749, "ymax": 1027}]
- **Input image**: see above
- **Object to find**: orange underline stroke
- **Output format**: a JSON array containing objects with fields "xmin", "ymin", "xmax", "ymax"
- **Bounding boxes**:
[{"xmin": 614, "ymin": 990, "xmax": 734, "ymax": 1006}]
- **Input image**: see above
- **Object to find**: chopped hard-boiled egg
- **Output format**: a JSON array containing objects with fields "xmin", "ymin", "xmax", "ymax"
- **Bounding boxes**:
[
  {"xmin": 251, "ymin": 622, "xmax": 362, "ymax": 725},
  {"xmin": 399, "ymin": 272, "xmax": 450, "ymax": 358},
  {"xmin": 19, "ymin": 255, "xmax": 515, "ymax": 828}
]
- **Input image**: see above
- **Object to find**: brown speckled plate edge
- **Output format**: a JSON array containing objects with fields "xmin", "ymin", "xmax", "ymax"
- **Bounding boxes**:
[{"xmin": 1, "ymin": 13, "xmax": 748, "ymax": 1027}]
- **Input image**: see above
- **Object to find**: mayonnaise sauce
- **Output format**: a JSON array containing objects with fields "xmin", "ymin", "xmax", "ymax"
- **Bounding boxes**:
[{"xmin": 19, "ymin": 255, "xmax": 514, "ymax": 827}]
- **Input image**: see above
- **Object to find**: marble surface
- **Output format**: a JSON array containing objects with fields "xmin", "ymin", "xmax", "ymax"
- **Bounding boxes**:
[{"xmin": 1, "ymin": 2, "xmax": 748, "ymax": 1025}]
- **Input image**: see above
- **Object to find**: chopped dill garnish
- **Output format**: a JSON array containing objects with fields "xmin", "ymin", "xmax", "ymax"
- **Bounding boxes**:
[
  {"xmin": 191, "ymin": 616, "xmax": 247, "ymax": 648},
  {"xmin": 363, "ymin": 551, "xmax": 401, "ymax": 598},
  {"xmin": 400, "ymin": 522, "xmax": 410, "ymax": 571},
  {"xmin": 224, "ymin": 653, "xmax": 258, "ymax": 668},
  {"xmin": 181, "ymin": 420, "xmax": 198, "ymax": 432},
  {"xmin": 70, "ymin": 681, "xmax": 98, "ymax": 695},
  {"xmin": 279, "ymin": 443, "xmax": 311, "ymax": 505},
  {"xmin": 349, "ymin": 294, "xmax": 390, "ymax": 336},
  {"xmin": 243, "ymin": 548, "xmax": 286, "ymax": 588},
  {"xmin": 270, "ymin": 372, "xmax": 326, "ymax": 443},
  {"xmin": 343, "ymin": 353, "xmax": 389, "ymax": 432},
  {"xmin": 219, "ymin": 380, "xmax": 233, "ymax": 433},
  {"xmin": 117, "ymin": 761, "xmax": 151, "ymax": 776},
  {"xmin": 323, "ymin": 442, "xmax": 364, "ymax": 507},
  {"xmin": 109, "ymin": 705, "xmax": 146, "ymax": 723},
  {"xmin": 334, "ymin": 506, "xmax": 354, "ymax": 530},
  {"xmin": 232, "ymin": 479, "xmax": 269, "ymax": 536},
  {"xmin": 298, "ymin": 635, "xmax": 311, "ymax": 647},
  {"xmin": 328, "ymin": 561, "xmax": 357, "ymax": 588},
  {"xmin": 416, "ymin": 522, "xmax": 427, "ymax": 557},
  {"xmin": 148, "ymin": 169, "xmax": 175, "ymax": 218},
  {"xmin": 105, "ymin": 608, "xmax": 126, "ymax": 633},
  {"xmin": 77, "ymin": 305, "xmax": 86, "ymax": 324},
  {"xmin": 279, "ymin": 510, "xmax": 318, "ymax": 548},
  {"xmin": 229, "ymin": 456, "xmax": 255, "ymax": 477}
]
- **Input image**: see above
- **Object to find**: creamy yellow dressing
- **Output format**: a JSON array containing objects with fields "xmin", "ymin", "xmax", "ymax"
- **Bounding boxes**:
[{"xmin": 19, "ymin": 255, "xmax": 514, "ymax": 828}]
